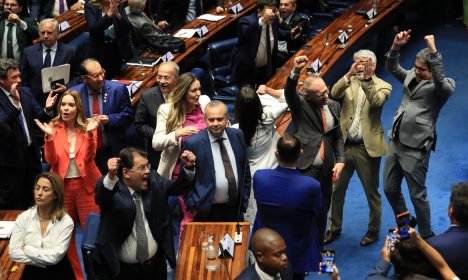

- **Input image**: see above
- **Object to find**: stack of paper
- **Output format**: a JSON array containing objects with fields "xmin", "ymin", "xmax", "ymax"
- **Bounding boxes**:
[{"xmin": 0, "ymin": 221, "xmax": 15, "ymax": 238}]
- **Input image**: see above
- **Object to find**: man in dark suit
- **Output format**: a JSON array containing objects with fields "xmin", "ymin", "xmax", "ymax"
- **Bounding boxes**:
[
  {"xmin": 156, "ymin": 0, "xmax": 224, "ymax": 32},
  {"xmin": 0, "ymin": 0, "xmax": 38, "ymax": 61},
  {"xmin": 20, "ymin": 18, "xmax": 79, "ymax": 107},
  {"xmin": 69, "ymin": 58, "xmax": 134, "ymax": 173},
  {"xmin": 236, "ymin": 228, "xmax": 293, "ymax": 280},
  {"xmin": 284, "ymin": 55, "xmax": 345, "ymax": 243},
  {"xmin": 183, "ymin": 100, "xmax": 251, "ymax": 222},
  {"xmin": 231, "ymin": 0, "xmax": 287, "ymax": 87},
  {"xmin": 252, "ymin": 133, "xmax": 321, "ymax": 280},
  {"xmin": 134, "ymin": 61, "xmax": 179, "ymax": 170},
  {"xmin": 0, "ymin": 58, "xmax": 56, "ymax": 209},
  {"xmin": 277, "ymin": 0, "xmax": 307, "ymax": 64},
  {"xmin": 94, "ymin": 147, "xmax": 196, "ymax": 280},
  {"xmin": 383, "ymin": 31, "xmax": 455, "ymax": 238},
  {"xmin": 29, "ymin": 0, "xmax": 84, "ymax": 19},
  {"xmin": 125, "ymin": 0, "xmax": 163, "ymax": 44},
  {"xmin": 428, "ymin": 182, "xmax": 468, "ymax": 279}
]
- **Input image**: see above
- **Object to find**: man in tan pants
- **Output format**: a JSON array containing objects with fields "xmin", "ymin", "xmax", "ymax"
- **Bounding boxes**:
[{"xmin": 325, "ymin": 49, "xmax": 392, "ymax": 246}]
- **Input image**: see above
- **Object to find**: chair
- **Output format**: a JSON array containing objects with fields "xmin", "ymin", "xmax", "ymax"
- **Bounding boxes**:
[
  {"xmin": 81, "ymin": 212, "xmax": 100, "ymax": 280},
  {"xmin": 206, "ymin": 37, "xmax": 239, "ymax": 97}
]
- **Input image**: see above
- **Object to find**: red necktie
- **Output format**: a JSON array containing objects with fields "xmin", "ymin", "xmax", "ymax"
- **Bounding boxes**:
[{"xmin": 92, "ymin": 91, "xmax": 103, "ymax": 148}]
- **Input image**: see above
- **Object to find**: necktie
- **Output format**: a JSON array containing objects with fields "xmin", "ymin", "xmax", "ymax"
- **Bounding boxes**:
[
  {"xmin": 348, "ymin": 86, "xmax": 366, "ymax": 139},
  {"xmin": 133, "ymin": 192, "xmax": 149, "ymax": 263},
  {"xmin": 195, "ymin": 0, "xmax": 202, "ymax": 16},
  {"xmin": 17, "ymin": 112, "xmax": 28, "ymax": 143},
  {"xmin": 265, "ymin": 24, "xmax": 273, "ymax": 79},
  {"xmin": 320, "ymin": 107, "xmax": 326, "ymax": 160},
  {"xmin": 43, "ymin": 48, "xmax": 52, "ymax": 68},
  {"xmin": 216, "ymin": 138, "xmax": 237, "ymax": 205},
  {"xmin": 59, "ymin": 0, "xmax": 65, "ymax": 14},
  {"xmin": 6, "ymin": 22, "xmax": 14, "ymax": 59},
  {"xmin": 92, "ymin": 91, "xmax": 103, "ymax": 148}
]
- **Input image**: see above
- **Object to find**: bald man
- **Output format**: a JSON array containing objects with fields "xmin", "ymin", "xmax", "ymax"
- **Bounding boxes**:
[{"xmin": 236, "ymin": 228, "xmax": 293, "ymax": 280}]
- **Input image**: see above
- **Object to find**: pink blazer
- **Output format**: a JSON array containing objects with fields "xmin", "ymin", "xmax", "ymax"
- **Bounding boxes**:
[{"xmin": 44, "ymin": 123, "xmax": 101, "ymax": 194}]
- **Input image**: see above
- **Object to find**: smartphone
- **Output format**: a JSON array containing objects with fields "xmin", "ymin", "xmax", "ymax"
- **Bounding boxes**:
[
  {"xmin": 50, "ymin": 79, "xmax": 65, "ymax": 90},
  {"xmin": 396, "ymin": 211, "xmax": 411, "ymax": 240},
  {"xmin": 387, "ymin": 229, "xmax": 397, "ymax": 252},
  {"xmin": 319, "ymin": 250, "xmax": 335, "ymax": 273}
]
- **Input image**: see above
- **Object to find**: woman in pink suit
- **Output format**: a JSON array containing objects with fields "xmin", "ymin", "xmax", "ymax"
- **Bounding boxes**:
[{"xmin": 35, "ymin": 90, "xmax": 101, "ymax": 280}]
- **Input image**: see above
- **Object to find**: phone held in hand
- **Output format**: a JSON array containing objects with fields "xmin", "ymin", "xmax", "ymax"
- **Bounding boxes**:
[
  {"xmin": 319, "ymin": 250, "xmax": 335, "ymax": 273},
  {"xmin": 396, "ymin": 211, "xmax": 411, "ymax": 240},
  {"xmin": 387, "ymin": 229, "xmax": 397, "ymax": 252}
]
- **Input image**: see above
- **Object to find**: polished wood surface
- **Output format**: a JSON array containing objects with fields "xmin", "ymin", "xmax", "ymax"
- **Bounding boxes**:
[
  {"xmin": 56, "ymin": 10, "xmax": 88, "ymax": 43},
  {"xmin": 0, "ymin": 211, "xmax": 24, "ymax": 280},
  {"xmin": 176, "ymin": 222, "xmax": 250, "ymax": 280},
  {"xmin": 114, "ymin": 0, "xmax": 257, "ymax": 105},
  {"xmin": 271, "ymin": 0, "xmax": 405, "ymax": 136}
]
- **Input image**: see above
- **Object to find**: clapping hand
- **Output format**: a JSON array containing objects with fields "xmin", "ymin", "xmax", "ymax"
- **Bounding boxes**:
[
  {"xmin": 34, "ymin": 119, "xmax": 53, "ymax": 137},
  {"xmin": 45, "ymin": 91, "xmax": 59, "ymax": 112},
  {"xmin": 86, "ymin": 116, "xmax": 101, "ymax": 132}
]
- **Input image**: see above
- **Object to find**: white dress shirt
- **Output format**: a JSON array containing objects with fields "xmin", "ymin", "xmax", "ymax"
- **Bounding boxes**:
[
  {"xmin": 9, "ymin": 207, "xmax": 74, "ymax": 268},
  {"xmin": 1, "ymin": 19, "xmax": 28, "ymax": 61},
  {"xmin": 208, "ymin": 130, "xmax": 239, "ymax": 204},
  {"xmin": 254, "ymin": 262, "xmax": 281, "ymax": 280},
  {"xmin": 42, "ymin": 42, "xmax": 58, "ymax": 67}
]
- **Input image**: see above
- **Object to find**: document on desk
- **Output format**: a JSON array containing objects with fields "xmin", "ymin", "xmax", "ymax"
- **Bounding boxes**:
[
  {"xmin": 197, "ymin": 14, "xmax": 226, "ymax": 22},
  {"xmin": 0, "ymin": 221, "xmax": 15, "ymax": 238},
  {"xmin": 174, "ymin": 29, "xmax": 197, "ymax": 38}
]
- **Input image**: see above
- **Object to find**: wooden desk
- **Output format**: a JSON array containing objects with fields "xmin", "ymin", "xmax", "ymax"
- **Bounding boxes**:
[
  {"xmin": 55, "ymin": 10, "xmax": 88, "ymax": 43},
  {"xmin": 176, "ymin": 222, "xmax": 250, "ymax": 280},
  {"xmin": 114, "ymin": 0, "xmax": 257, "ymax": 106},
  {"xmin": 0, "ymin": 211, "xmax": 24, "ymax": 280},
  {"xmin": 269, "ymin": 0, "xmax": 405, "ymax": 135}
]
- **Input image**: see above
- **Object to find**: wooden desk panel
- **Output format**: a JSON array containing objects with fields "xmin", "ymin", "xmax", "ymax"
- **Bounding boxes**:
[
  {"xmin": 271, "ymin": 0, "xmax": 405, "ymax": 134},
  {"xmin": 56, "ymin": 10, "xmax": 88, "ymax": 43},
  {"xmin": 176, "ymin": 222, "xmax": 250, "ymax": 280},
  {"xmin": 0, "ymin": 211, "xmax": 24, "ymax": 280}
]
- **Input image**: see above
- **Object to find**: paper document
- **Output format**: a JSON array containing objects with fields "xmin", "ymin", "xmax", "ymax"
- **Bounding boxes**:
[
  {"xmin": 0, "ymin": 221, "xmax": 15, "ymax": 238},
  {"xmin": 174, "ymin": 29, "xmax": 197, "ymax": 38},
  {"xmin": 41, "ymin": 64, "xmax": 70, "ymax": 93},
  {"xmin": 197, "ymin": 14, "xmax": 226, "ymax": 22}
]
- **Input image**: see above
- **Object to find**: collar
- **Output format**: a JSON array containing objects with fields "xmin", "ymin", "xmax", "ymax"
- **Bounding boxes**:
[
  {"xmin": 42, "ymin": 42, "xmax": 58, "ymax": 52},
  {"xmin": 1, "ymin": 87, "xmax": 11, "ymax": 97},
  {"xmin": 254, "ymin": 262, "xmax": 279, "ymax": 280},
  {"xmin": 208, "ymin": 129, "xmax": 228, "ymax": 144}
]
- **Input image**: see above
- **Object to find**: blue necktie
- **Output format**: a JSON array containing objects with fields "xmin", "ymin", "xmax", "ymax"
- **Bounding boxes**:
[
  {"xmin": 17, "ymin": 111, "xmax": 28, "ymax": 143},
  {"xmin": 6, "ymin": 22, "xmax": 14, "ymax": 59},
  {"xmin": 43, "ymin": 48, "xmax": 52, "ymax": 68}
]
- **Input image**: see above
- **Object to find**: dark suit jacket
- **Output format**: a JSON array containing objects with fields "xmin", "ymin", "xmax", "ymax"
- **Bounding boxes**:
[
  {"xmin": 0, "ymin": 18, "xmax": 39, "ymax": 56},
  {"xmin": 94, "ymin": 170, "xmax": 193, "ymax": 277},
  {"xmin": 182, "ymin": 128, "xmax": 251, "ymax": 219},
  {"xmin": 278, "ymin": 11, "xmax": 308, "ymax": 53},
  {"xmin": 0, "ymin": 87, "xmax": 49, "ymax": 167},
  {"xmin": 157, "ymin": 0, "xmax": 223, "ymax": 32},
  {"xmin": 252, "ymin": 166, "xmax": 321, "ymax": 273},
  {"xmin": 85, "ymin": 2, "xmax": 132, "ymax": 63},
  {"xmin": 69, "ymin": 80, "xmax": 134, "ymax": 156},
  {"xmin": 134, "ymin": 86, "xmax": 165, "ymax": 169},
  {"xmin": 20, "ymin": 42, "xmax": 79, "ymax": 106},
  {"xmin": 427, "ymin": 226, "xmax": 468, "ymax": 279},
  {"xmin": 30, "ymin": 0, "xmax": 81, "ymax": 19},
  {"xmin": 284, "ymin": 77, "xmax": 345, "ymax": 176},
  {"xmin": 231, "ymin": 13, "xmax": 286, "ymax": 86},
  {"xmin": 236, "ymin": 263, "xmax": 293, "ymax": 280}
]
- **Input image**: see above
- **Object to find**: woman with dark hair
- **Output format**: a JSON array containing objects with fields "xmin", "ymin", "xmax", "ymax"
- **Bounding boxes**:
[
  {"xmin": 233, "ymin": 84, "xmax": 288, "ymax": 222},
  {"xmin": 152, "ymin": 72, "xmax": 210, "ymax": 242},
  {"xmin": 34, "ymin": 90, "xmax": 101, "ymax": 280},
  {"xmin": 85, "ymin": 0, "xmax": 131, "ymax": 78},
  {"xmin": 9, "ymin": 171, "xmax": 75, "ymax": 280}
]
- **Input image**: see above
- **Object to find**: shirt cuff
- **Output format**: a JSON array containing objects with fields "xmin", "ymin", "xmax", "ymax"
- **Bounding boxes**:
[
  {"xmin": 289, "ymin": 70, "xmax": 300, "ymax": 80},
  {"xmin": 103, "ymin": 174, "xmax": 119, "ymax": 190},
  {"xmin": 344, "ymin": 75, "xmax": 351, "ymax": 85},
  {"xmin": 19, "ymin": 20, "xmax": 27, "ymax": 31}
]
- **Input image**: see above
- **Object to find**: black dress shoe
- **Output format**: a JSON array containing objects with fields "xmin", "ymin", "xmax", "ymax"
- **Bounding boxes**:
[
  {"xmin": 360, "ymin": 231, "xmax": 378, "ymax": 246},
  {"xmin": 323, "ymin": 230, "xmax": 341, "ymax": 245}
]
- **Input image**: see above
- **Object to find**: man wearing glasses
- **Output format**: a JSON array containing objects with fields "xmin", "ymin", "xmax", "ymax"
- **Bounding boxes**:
[
  {"xmin": 134, "ymin": 61, "xmax": 179, "ymax": 170},
  {"xmin": 383, "ymin": 31, "xmax": 455, "ymax": 239},
  {"xmin": 284, "ymin": 55, "xmax": 345, "ymax": 244},
  {"xmin": 0, "ymin": 0, "xmax": 38, "ymax": 61},
  {"xmin": 70, "ymin": 58, "xmax": 134, "ymax": 173}
]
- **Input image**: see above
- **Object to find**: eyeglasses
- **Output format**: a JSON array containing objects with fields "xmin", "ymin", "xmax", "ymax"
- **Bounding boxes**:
[
  {"xmin": 4, "ymin": 3, "xmax": 19, "ymax": 7},
  {"xmin": 131, "ymin": 164, "xmax": 150, "ymax": 172},
  {"xmin": 304, "ymin": 88, "xmax": 329, "ymax": 98},
  {"xmin": 156, "ymin": 75, "xmax": 173, "ymax": 81},
  {"xmin": 414, "ymin": 65, "xmax": 430, "ymax": 73},
  {"xmin": 85, "ymin": 69, "xmax": 106, "ymax": 79}
]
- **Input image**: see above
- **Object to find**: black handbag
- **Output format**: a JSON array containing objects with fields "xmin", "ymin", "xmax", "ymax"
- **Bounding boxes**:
[{"xmin": 148, "ymin": 34, "xmax": 185, "ymax": 54}]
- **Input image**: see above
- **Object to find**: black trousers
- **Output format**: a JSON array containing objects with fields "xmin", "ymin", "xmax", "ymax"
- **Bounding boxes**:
[
  {"xmin": 117, "ymin": 250, "xmax": 167, "ymax": 280},
  {"xmin": 23, "ymin": 257, "xmax": 75, "ymax": 280}
]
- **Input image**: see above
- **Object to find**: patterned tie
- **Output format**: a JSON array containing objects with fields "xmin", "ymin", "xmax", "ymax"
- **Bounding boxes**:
[
  {"xmin": 216, "ymin": 138, "xmax": 238, "ymax": 205},
  {"xmin": 348, "ymin": 86, "xmax": 366, "ymax": 139},
  {"xmin": 92, "ymin": 91, "xmax": 103, "ymax": 148},
  {"xmin": 133, "ymin": 192, "xmax": 149, "ymax": 263},
  {"xmin": 6, "ymin": 22, "xmax": 14, "ymax": 59},
  {"xmin": 320, "ymin": 107, "xmax": 326, "ymax": 160},
  {"xmin": 43, "ymin": 49, "xmax": 52, "ymax": 68}
]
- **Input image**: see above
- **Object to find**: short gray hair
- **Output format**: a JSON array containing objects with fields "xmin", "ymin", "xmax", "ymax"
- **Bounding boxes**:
[
  {"xmin": 39, "ymin": 18, "xmax": 60, "ymax": 33},
  {"xmin": 128, "ymin": 0, "xmax": 145, "ymax": 13},
  {"xmin": 204, "ymin": 100, "xmax": 228, "ymax": 116},
  {"xmin": 415, "ymin": 48, "xmax": 431, "ymax": 65},
  {"xmin": 159, "ymin": 61, "xmax": 180, "ymax": 79},
  {"xmin": 354, "ymin": 49, "xmax": 377, "ymax": 65},
  {"xmin": 0, "ymin": 58, "xmax": 19, "ymax": 80}
]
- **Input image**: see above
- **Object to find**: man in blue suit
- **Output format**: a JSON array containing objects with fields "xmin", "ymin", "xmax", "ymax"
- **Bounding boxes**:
[
  {"xmin": 94, "ymin": 147, "xmax": 196, "ymax": 280},
  {"xmin": 20, "ymin": 18, "xmax": 79, "ymax": 107},
  {"xmin": 428, "ymin": 182, "xmax": 468, "ymax": 279},
  {"xmin": 252, "ymin": 133, "xmax": 321, "ymax": 280},
  {"xmin": 183, "ymin": 100, "xmax": 251, "ymax": 222},
  {"xmin": 70, "ymin": 58, "xmax": 134, "ymax": 173},
  {"xmin": 0, "ymin": 58, "xmax": 56, "ymax": 209}
]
